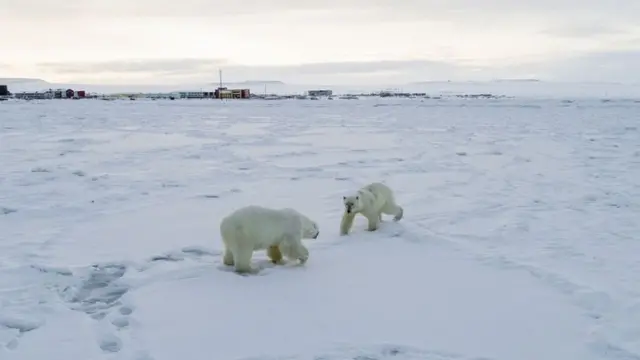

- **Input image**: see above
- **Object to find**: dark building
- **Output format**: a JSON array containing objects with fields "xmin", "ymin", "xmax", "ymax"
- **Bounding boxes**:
[
  {"xmin": 214, "ymin": 87, "xmax": 250, "ymax": 99},
  {"xmin": 0, "ymin": 85, "xmax": 9, "ymax": 96},
  {"xmin": 14, "ymin": 91, "xmax": 49, "ymax": 100},
  {"xmin": 307, "ymin": 89, "xmax": 332, "ymax": 97}
]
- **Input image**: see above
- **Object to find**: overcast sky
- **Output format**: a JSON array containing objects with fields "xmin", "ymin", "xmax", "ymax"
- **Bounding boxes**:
[{"xmin": 1, "ymin": 0, "xmax": 639, "ymax": 85}]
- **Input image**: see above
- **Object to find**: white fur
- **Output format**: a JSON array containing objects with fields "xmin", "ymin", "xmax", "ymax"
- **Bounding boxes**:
[
  {"xmin": 219, "ymin": 205, "xmax": 320, "ymax": 274},
  {"xmin": 340, "ymin": 182, "xmax": 403, "ymax": 235}
]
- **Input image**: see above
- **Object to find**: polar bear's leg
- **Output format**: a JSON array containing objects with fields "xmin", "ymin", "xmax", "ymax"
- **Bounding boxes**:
[
  {"xmin": 382, "ymin": 202, "xmax": 403, "ymax": 222},
  {"xmin": 280, "ymin": 235, "xmax": 309, "ymax": 264},
  {"xmin": 340, "ymin": 212, "xmax": 356, "ymax": 235},
  {"xmin": 297, "ymin": 244, "xmax": 309, "ymax": 264},
  {"xmin": 365, "ymin": 212, "xmax": 380, "ymax": 231},
  {"xmin": 223, "ymin": 247, "xmax": 235, "ymax": 266},
  {"xmin": 232, "ymin": 245, "xmax": 255, "ymax": 274},
  {"xmin": 267, "ymin": 245, "xmax": 285, "ymax": 264}
]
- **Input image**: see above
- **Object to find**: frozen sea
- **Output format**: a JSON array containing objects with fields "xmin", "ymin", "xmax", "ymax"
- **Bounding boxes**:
[{"xmin": 0, "ymin": 92, "xmax": 639, "ymax": 360}]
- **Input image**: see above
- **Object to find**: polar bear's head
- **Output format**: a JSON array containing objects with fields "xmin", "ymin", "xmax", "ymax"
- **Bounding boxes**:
[
  {"xmin": 301, "ymin": 215, "xmax": 320, "ymax": 239},
  {"xmin": 342, "ymin": 195, "xmax": 363, "ymax": 214},
  {"xmin": 280, "ymin": 208, "xmax": 320, "ymax": 239},
  {"xmin": 300, "ymin": 215, "xmax": 320, "ymax": 240}
]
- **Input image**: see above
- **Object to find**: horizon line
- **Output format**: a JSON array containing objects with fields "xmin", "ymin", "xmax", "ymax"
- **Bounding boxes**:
[{"xmin": 3, "ymin": 78, "xmax": 640, "ymax": 86}]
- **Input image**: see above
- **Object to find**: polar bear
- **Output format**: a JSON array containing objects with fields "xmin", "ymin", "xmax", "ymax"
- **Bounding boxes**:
[
  {"xmin": 340, "ymin": 182, "xmax": 403, "ymax": 235},
  {"xmin": 219, "ymin": 205, "xmax": 320, "ymax": 274}
]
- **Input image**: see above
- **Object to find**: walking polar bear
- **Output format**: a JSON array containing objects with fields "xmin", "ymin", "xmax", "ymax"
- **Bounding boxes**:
[
  {"xmin": 220, "ymin": 205, "xmax": 320, "ymax": 274},
  {"xmin": 340, "ymin": 182, "xmax": 403, "ymax": 235}
]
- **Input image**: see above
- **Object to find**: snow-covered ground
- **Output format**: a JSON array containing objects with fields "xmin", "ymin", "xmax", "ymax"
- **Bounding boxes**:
[{"xmin": 1, "ymin": 96, "xmax": 638, "ymax": 360}]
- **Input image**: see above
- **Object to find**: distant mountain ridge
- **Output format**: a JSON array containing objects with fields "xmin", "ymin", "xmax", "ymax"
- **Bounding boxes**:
[
  {"xmin": 0, "ymin": 78, "xmax": 51, "ymax": 85},
  {"xmin": 1, "ymin": 78, "xmax": 288, "ymax": 92},
  {"xmin": 210, "ymin": 80, "xmax": 285, "ymax": 86},
  {"xmin": 410, "ymin": 79, "xmax": 541, "ymax": 85},
  {"xmin": 2, "ymin": 78, "xmax": 547, "ymax": 90}
]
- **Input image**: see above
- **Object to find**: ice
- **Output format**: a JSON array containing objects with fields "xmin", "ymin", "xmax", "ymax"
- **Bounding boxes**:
[{"xmin": 0, "ymin": 95, "xmax": 639, "ymax": 360}]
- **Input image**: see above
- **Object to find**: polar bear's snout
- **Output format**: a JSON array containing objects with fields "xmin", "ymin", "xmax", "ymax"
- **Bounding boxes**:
[
  {"xmin": 343, "ymin": 195, "xmax": 359, "ymax": 214},
  {"xmin": 345, "ymin": 202, "xmax": 355, "ymax": 213},
  {"xmin": 301, "ymin": 219, "xmax": 320, "ymax": 239},
  {"xmin": 310, "ymin": 222, "xmax": 320, "ymax": 239}
]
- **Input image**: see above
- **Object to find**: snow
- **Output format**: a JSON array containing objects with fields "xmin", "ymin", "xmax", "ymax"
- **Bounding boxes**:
[{"xmin": 1, "ymin": 94, "xmax": 639, "ymax": 360}]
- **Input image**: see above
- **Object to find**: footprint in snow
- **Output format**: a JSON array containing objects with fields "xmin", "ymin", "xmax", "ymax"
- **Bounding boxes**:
[{"xmin": 57, "ymin": 263, "xmax": 136, "ymax": 354}]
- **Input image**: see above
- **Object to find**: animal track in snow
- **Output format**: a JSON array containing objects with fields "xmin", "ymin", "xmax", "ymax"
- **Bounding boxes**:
[
  {"xmin": 57, "ymin": 263, "xmax": 135, "ymax": 354},
  {"xmin": 60, "ymin": 263, "xmax": 129, "ymax": 316},
  {"xmin": 111, "ymin": 316, "xmax": 130, "ymax": 329},
  {"xmin": 1, "ymin": 207, "xmax": 17, "ymax": 215},
  {"xmin": 119, "ymin": 305, "xmax": 134, "ymax": 316},
  {"xmin": 13, "ymin": 246, "xmax": 220, "ymax": 354},
  {"xmin": 99, "ymin": 333, "xmax": 123, "ymax": 353}
]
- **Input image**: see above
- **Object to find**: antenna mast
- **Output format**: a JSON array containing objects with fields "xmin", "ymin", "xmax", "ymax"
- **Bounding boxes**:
[{"xmin": 218, "ymin": 69, "xmax": 223, "ymax": 101}]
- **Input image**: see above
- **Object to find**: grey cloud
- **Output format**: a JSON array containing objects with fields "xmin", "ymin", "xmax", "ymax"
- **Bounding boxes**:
[
  {"xmin": 38, "ymin": 58, "xmax": 459, "ymax": 75},
  {"xmin": 415, "ymin": 0, "xmax": 640, "ymax": 17},
  {"xmin": 541, "ymin": 24, "xmax": 631, "ymax": 38},
  {"xmin": 38, "ymin": 58, "xmax": 228, "ymax": 76},
  {"xmin": 498, "ymin": 49, "xmax": 640, "ymax": 83},
  {"xmin": 285, "ymin": 60, "xmax": 458, "ymax": 75},
  {"xmin": 542, "ymin": 50, "xmax": 640, "ymax": 83},
  {"xmin": 36, "ymin": 50, "xmax": 640, "ymax": 84},
  {"xmin": 361, "ymin": 0, "xmax": 640, "ymax": 32},
  {"xmin": 36, "ymin": 58, "xmax": 474, "ymax": 84},
  {"xmin": 4, "ymin": 0, "xmax": 640, "ymax": 52},
  {"xmin": 0, "ymin": 0, "xmax": 360, "ymax": 19},
  {"xmin": 3, "ymin": 0, "xmax": 639, "ymax": 23}
]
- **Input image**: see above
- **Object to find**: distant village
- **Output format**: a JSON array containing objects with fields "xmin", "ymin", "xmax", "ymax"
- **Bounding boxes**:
[
  {"xmin": 0, "ymin": 83, "xmax": 506, "ymax": 102},
  {"xmin": 0, "ymin": 83, "xmax": 449, "ymax": 101},
  {"xmin": 0, "ymin": 85, "xmax": 252, "ymax": 101},
  {"xmin": 1, "ymin": 69, "xmax": 511, "ymax": 103}
]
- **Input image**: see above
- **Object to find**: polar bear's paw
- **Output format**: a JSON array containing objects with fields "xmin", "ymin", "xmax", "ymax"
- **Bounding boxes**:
[
  {"xmin": 236, "ymin": 268, "xmax": 261, "ymax": 276},
  {"xmin": 222, "ymin": 249, "xmax": 235, "ymax": 266},
  {"xmin": 366, "ymin": 217, "xmax": 380, "ymax": 232},
  {"xmin": 298, "ymin": 253, "xmax": 309, "ymax": 265}
]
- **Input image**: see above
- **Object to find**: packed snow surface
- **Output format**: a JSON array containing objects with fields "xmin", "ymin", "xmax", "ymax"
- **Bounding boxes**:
[{"xmin": 1, "ymin": 95, "xmax": 639, "ymax": 360}]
